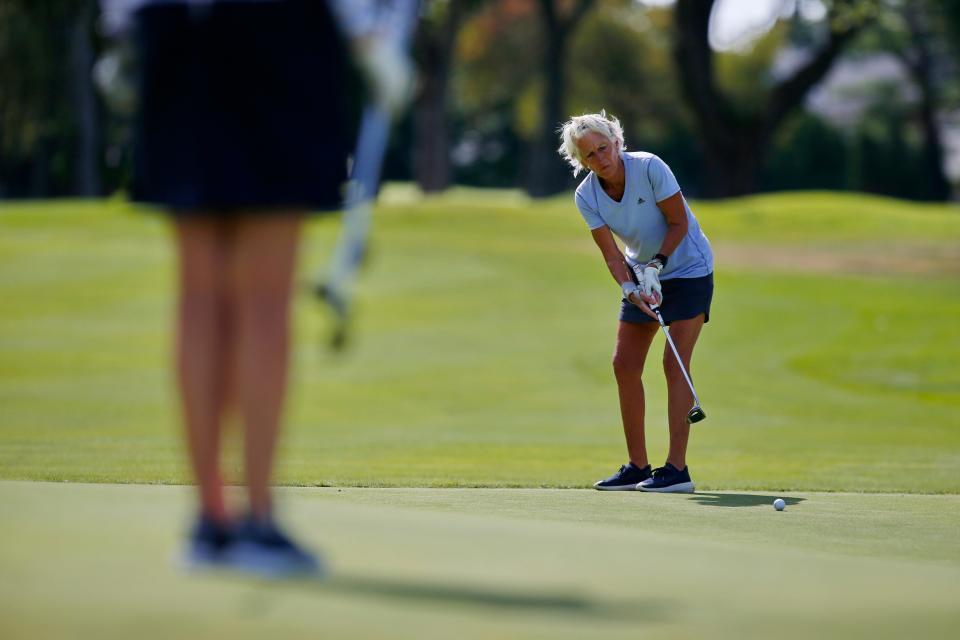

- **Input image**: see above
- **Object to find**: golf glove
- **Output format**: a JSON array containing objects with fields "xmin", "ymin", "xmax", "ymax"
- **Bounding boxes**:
[
  {"xmin": 327, "ymin": 0, "xmax": 416, "ymax": 115},
  {"xmin": 354, "ymin": 36, "xmax": 414, "ymax": 116},
  {"xmin": 621, "ymin": 281, "xmax": 641, "ymax": 304},
  {"xmin": 93, "ymin": 39, "xmax": 138, "ymax": 116},
  {"xmin": 641, "ymin": 262, "xmax": 662, "ymax": 305}
]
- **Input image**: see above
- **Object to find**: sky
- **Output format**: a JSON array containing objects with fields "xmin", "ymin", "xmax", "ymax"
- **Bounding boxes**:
[{"xmin": 639, "ymin": 0, "xmax": 828, "ymax": 51}]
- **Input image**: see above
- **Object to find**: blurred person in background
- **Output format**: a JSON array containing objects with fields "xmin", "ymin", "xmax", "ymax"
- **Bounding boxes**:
[
  {"xmin": 97, "ymin": 0, "xmax": 412, "ymax": 577},
  {"xmin": 557, "ymin": 111, "xmax": 714, "ymax": 494}
]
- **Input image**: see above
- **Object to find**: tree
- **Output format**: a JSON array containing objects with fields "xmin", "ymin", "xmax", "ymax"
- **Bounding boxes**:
[
  {"xmin": 0, "ymin": 0, "xmax": 102, "ymax": 198},
  {"xmin": 526, "ymin": 0, "xmax": 594, "ymax": 197},
  {"xmin": 834, "ymin": 0, "xmax": 958, "ymax": 200},
  {"xmin": 69, "ymin": 0, "xmax": 100, "ymax": 196},
  {"xmin": 565, "ymin": 3, "xmax": 706, "ymax": 191},
  {"xmin": 888, "ymin": 0, "xmax": 955, "ymax": 200},
  {"xmin": 672, "ymin": 0, "xmax": 876, "ymax": 197},
  {"xmin": 936, "ymin": 0, "xmax": 960, "ymax": 44},
  {"xmin": 449, "ymin": 1, "xmax": 541, "ymax": 187},
  {"xmin": 412, "ymin": 0, "xmax": 477, "ymax": 193}
]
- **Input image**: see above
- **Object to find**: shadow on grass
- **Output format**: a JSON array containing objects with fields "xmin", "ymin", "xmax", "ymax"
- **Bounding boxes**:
[
  {"xmin": 272, "ymin": 573, "xmax": 674, "ymax": 622},
  {"xmin": 688, "ymin": 493, "xmax": 805, "ymax": 508}
]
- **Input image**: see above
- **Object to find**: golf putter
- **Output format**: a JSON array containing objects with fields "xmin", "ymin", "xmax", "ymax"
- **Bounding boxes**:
[
  {"xmin": 649, "ymin": 302, "xmax": 706, "ymax": 423},
  {"xmin": 313, "ymin": 0, "xmax": 421, "ymax": 352}
]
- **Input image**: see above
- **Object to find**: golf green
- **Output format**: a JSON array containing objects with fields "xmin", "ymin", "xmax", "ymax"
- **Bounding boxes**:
[{"xmin": 1, "ymin": 482, "xmax": 958, "ymax": 639}]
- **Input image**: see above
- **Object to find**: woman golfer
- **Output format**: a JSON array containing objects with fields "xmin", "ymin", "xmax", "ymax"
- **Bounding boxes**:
[
  {"xmin": 109, "ymin": 0, "xmax": 412, "ymax": 576},
  {"xmin": 557, "ymin": 112, "xmax": 714, "ymax": 493}
]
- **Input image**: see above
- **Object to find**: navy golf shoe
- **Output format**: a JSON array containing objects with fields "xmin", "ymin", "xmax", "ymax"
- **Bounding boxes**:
[
  {"xmin": 223, "ymin": 516, "xmax": 323, "ymax": 579},
  {"xmin": 638, "ymin": 463, "xmax": 695, "ymax": 493},
  {"xmin": 593, "ymin": 462, "xmax": 652, "ymax": 490},
  {"xmin": 180, "ymin": 514, "xmax": 233, "ymax": 570}
]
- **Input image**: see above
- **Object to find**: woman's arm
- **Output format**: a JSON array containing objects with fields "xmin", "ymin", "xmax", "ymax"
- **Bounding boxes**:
[
  {"xmin": 590, "ymin": 225, "xmax": 657, "ymax": 317},
  {"xmin": 591, "ymin": 225, "xmax": 634, "ymax": 286},
  {"xmin": 654, "ymin": 191, "xmax": 689, "ymax": 258}
]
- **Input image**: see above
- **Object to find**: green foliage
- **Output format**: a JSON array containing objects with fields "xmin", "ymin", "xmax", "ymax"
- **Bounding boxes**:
[
  {"xmin": 826, "ymin": 0, "xmax": 885, "ymax": 32},
  {"xmin": 846, "ymin": 84, "xmax": 937, "ymax": 199},
  {"xmin": 1, "ymin": 0, "xmax": 954, "ymax": 198},
  {"xmin": 568, "ymin": 5, "xmax": 666, "ymax": 135},
  {"xmin": 715, "ymin": 22, "xmax": 790, "ymax": 120},
  {"xmin": 448, "ymin": 4, "xmax": 539, "ymax": 185},
  {"xmin": 566, "ymin": 4, "xmax": 703, "ymax": 186},
  {"xmin": 0, "ymin": 0, "xmax": 100, "ymax": 197},
  {"xmin": 454, "ymin": 5, "xmax": 540, "ymax": 119},
  {"xmin": 762, "ymin": 112, "xmax": 849, "ymax": 191},
  {"xmin": 940, "ymin": 0, "xmax": 960, "ymax": 43}
]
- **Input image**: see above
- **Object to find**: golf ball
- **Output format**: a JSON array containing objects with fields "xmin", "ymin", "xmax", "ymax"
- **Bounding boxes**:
[{"xmin": 773, "ymin": 498, "xmax": 786, "ymax": 511}]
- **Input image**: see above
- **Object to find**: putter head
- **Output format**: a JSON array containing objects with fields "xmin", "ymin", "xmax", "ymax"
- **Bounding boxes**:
[{"xmin": 686, "ymin": 406, "xmax": 706, "ymax": 424}]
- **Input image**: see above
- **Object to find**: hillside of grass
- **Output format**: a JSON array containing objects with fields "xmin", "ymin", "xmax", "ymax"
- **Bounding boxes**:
[{"xmin": 1, "ymin": 190, "xmax": 958, "ymax": 491}]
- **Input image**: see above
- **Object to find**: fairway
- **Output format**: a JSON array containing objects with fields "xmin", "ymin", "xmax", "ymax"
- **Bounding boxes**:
[
  {"xmin": 1, "ymin": 190, "xmax": 959, "ymax": 638},
  {"xmin": 2, "ymin": 481, "xmax": 959, "ymax": 640},
  {"xmin": 1, "ymin": 191, "xmax": 958, "ymax": 490}
]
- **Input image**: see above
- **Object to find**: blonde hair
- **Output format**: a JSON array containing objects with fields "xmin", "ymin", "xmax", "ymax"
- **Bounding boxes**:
[{"xmin": 556, "ymin": 111, "xmax": 625, "ymax": 176}]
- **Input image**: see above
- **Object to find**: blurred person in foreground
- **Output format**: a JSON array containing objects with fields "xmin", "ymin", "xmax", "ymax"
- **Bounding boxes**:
[
  {"xmin": 557, "ymin": 112, "xmax": 714, "ymax": 494},
  {"xmin": 98, "ymin": 0, "xmax": 412, "ymax": 577}
]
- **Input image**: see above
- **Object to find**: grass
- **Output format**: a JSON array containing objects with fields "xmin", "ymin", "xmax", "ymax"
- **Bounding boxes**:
[
  {"xmin": 1, "ymin": 481, "xmax": 958, "ymax": 640},
  {"xmin": 1, "ymin": 190, "xmax": 958, "ymax": 490},
  {"xmin": 2, "ymin": 189, "xmax": 959, "ymax": 638}
]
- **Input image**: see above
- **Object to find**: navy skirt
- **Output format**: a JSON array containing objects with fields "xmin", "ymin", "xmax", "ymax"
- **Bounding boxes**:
[
  {"xmin": 132, "ymin": 0, "xmax": 352, "ymax": 213},
  {"xmin": 620, "ymin": 273, "xmax": 714, "ymax": 325}
]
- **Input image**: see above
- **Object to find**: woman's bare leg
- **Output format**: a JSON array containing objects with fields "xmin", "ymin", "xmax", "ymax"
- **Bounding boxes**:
[
  {"xmin": 612, "ymin": 321, "xmax": 660, "ymax": 468},
  {"xmin": 173, "ymin": 217, "xmax": 235, "ymax": 523},
  {"xmin": 229, "ymin": 215, "xmax": 303, "ymax": 520},
  {"xmin": 661, "ymin": 314, "xmax": 705, "ymax": 470}
]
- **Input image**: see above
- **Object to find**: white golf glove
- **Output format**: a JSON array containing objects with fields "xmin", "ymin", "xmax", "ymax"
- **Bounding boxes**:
[
  {"xmin": 621, "ymin": 281, "xmax": 642, "ymax": 305},
  {"xmin": 93, "ymin": 40, "xmax": 138, "ymax": 116},
  {"xmin": 641, "ymin": 262, "xmax": 662, "ymax": 306},
  {"xmin": 354, "ymin": 36, "xmax": 414, "ymax": 116}
]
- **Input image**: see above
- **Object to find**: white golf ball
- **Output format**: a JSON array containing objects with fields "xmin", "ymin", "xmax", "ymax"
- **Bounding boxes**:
[{"xmin": 773, "ymin": 498, "xmax": 786, "ymax": 511}]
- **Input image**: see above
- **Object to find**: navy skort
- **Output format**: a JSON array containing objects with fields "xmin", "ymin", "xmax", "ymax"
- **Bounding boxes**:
[
  {"xmin": 620, "ymin": 272, "xmax": 714, "ymax": 325},
  {"xmin": 132, "ymin": 0, "xmax": 353, "ymax": 213}
]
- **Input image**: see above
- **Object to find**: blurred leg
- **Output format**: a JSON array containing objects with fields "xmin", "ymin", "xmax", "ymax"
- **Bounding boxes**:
[
  {"xmin": 662, "ymin": 314, "xmax": 705, "ymax": 470},
  {"xmin": 230, "ymin": 214, "xmax": 303, "ymax": 519},
  {"xmin": 612, "ymin": 321, "xmax": 659, "ymax": 468},
  {"xmin": 173, "ymin": 217, "xmax": 236, "ymax": 523}
]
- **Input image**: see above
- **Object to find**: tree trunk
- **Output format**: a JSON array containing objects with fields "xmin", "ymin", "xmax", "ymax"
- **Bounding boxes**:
[
  {"xmin": 901, "ymin": 4, "xmax": 952, "ymax": 201},
  {"xmin": 914, "ymin": 88, "xmax": 952, "ymax": 201},
  {"xmin": 413, "ymin": 54, "xmax": 452, "ymax": 192},
  {"xmin": 69, "ymin": 0, "xmax": 100, "ymax": 196},
  {"xmin": 526, "ymin": 0, "xmax": 592, "ymax": 198},
  {"xmin": 673, "ymin": 0, "xmax": 868, "ymax": 198},
  {"xmin": 30, "ymin": 138, "xmax": 50, "ymax": 198},
  {"xmin": 527, "ymin": 14, "xmax": 565, "ymax": 197},
  {"xmin": 413, "ymin": 1, "xmax": 464, "ymax": 193}
]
